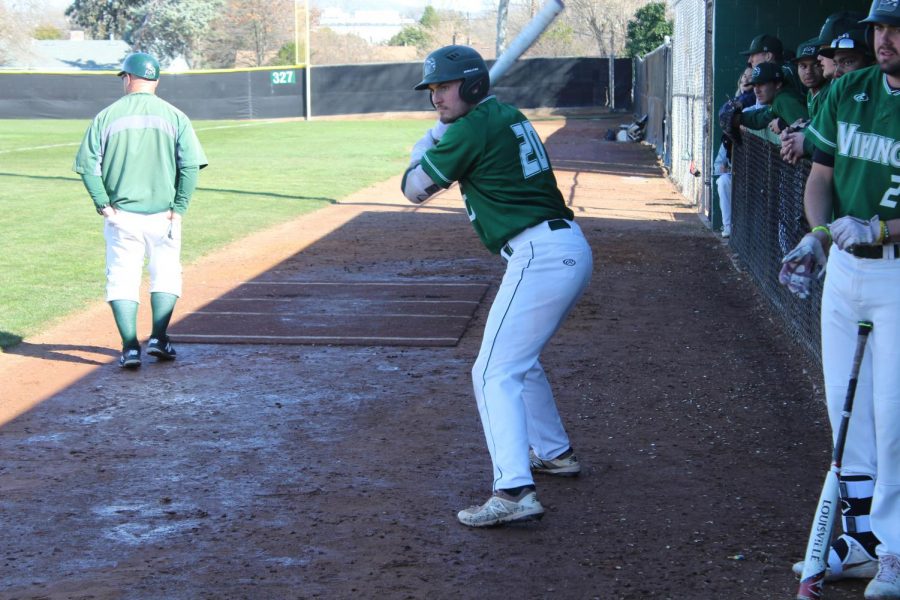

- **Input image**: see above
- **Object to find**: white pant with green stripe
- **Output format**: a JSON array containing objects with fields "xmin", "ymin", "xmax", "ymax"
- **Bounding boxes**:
[{"xmin": 472, "ymin": 219, "xmax": 592, "ymax": 492}]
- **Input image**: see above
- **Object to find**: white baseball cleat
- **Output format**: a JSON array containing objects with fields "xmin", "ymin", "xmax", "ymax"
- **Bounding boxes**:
[
  {"xmin": 529, "ymin": 448, "xmax": 581, "ymax": 476},
  {"xmin": 865, "ymin": 554, "xmax": 900, "ymax": 599},
  {"xmin": 457, "ymin": 490, "xmax": 544, "ymax": 527},
  {"xmin": 792, "ymin": 534, "xmax": 878, "ymax": 581},
  {"xmin": 722, "ymin": 225, "xmax": 732, "ymax": 238}
]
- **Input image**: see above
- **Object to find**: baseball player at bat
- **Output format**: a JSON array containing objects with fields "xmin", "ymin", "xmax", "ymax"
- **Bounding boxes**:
[
  {"xmin": 779, "ymin": 2, "xmax": 900, "ymax": 596},
  {"xmin": 74, "ymin": 52, "xmax": 208, "ymax": 368},
  {"xmin": 401, "ymin": 45, "xmax": 593, "ymax": 527}
]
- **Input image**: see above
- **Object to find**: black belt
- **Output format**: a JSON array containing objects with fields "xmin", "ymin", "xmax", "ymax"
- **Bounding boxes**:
[
  {"xmin": 502, "ymin": 219, "xmax": 571, "ymax": 256},
  {"xmin": 851, "ymin": 244, "xmax": 900, "ymax": 259}
]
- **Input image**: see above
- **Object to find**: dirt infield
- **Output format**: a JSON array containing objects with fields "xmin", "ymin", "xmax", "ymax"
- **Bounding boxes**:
[{"xmin": 0, "ymin": 116, "xmax": 865, "ymax": 599}]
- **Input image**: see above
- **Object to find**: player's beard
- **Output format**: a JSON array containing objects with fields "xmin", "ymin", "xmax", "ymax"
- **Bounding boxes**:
[
  {"xmin": 877, "ymin": 31, "xmax": 900, "ymax": 79},
  {"xmin": 878, "ymin": 47, "xmax": 900, "ymax": 78}
]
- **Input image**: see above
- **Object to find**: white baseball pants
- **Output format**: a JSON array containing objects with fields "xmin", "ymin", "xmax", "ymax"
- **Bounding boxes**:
[
  {"xmin": 472, "ymin": 219, "xmax": 592, "ymax": 491},
  {"xmin": 821, "ymin": 247, "xmax": 900, "ymax": 557},
  {"xmin": 717, "ymin": 173, "xmax": 732, "ymax": 229},
  {"xmin": 104, "ymin": 210, "xmax": 183, "ymax": 302}
]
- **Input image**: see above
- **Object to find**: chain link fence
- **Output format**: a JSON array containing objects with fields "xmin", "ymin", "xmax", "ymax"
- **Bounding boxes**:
[
  {"xmin": 729, "ymin": 132, "xmax": 821, "ymax": 368},
  {"xmin": 633, "ymin": 42, "xmax": 671, "ymax": 167},
  {"xmin": 669, "ymin": 0, "xmax": 709, "ymax": 209}
]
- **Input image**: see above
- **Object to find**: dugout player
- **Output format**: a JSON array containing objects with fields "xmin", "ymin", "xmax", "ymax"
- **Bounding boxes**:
[
  {"xmin": 779, "ymin": 2, "xmax": 900, "ymax": 596},
  {"xmin": 401, "ymin": 45, "xmax": 593, "ymax": 527},
  {"xmin": 74, "ymin": 52, "xmax": 208, "ymax": 368},
  {"xmin": 782, "ymin": 24, "xmax": 875, "ymax": 165},
  {"xmin": 738, "ymin": 62, "xmax": 808, "ymax": 135}
]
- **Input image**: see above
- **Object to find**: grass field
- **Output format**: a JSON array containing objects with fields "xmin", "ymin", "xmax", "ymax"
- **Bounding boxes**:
[{"xmin": 0, "ymin": 117, "xmax": 428, "ymax": 349}]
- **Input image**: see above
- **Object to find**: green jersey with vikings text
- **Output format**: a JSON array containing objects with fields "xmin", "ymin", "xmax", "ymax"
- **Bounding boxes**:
[
  {"xmin": 420, "ymin": 97, "xmax": 573, "ymax": 254},
  {"xmin": 807, "ymin": 65, "xmax": 900, "ymax": 219},
  {"xmin": 73, "ymin": 92, "xmax": 208, "ymax": 215}
]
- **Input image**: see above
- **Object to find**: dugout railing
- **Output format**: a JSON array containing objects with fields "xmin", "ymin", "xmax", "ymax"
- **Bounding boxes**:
[{"xmin": 729, "ymin": 131, "xmax": 821, "ymax": 369}]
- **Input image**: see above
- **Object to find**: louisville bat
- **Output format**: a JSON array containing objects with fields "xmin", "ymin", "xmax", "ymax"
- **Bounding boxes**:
[
  {"xmin": 797, "ymin": 321, "xmax": 873, "ymax": 600},
  {"xmin": 489, "ymin": 0, "xmax": 565, "ymax": 85}
]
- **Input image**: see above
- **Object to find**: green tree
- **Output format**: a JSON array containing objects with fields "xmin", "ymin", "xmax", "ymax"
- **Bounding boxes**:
[
  {"xmin": 270, "ymin": 41, "xmax": 308, "ymax": 66},
  {"xmin": 65, "ymin": 0, "xmax": 134, "ymax": 42},
  {"xmin": 65, "ymin": 0, "xmax": 223, "ymax": 66},
  {"xmin": 419, "ymin": 6, "xmax": 439, "ymax": 29},
  {"xmin": 387, "ymin": 25, "xmax": 430, "ymax": 51},
  {"xmin": 33, "ymin": 25, "xmax": 65, "ymax": 40},
  {"xmin": 625, "ymin": 2, "xmax": 672, "ymax": 58}
]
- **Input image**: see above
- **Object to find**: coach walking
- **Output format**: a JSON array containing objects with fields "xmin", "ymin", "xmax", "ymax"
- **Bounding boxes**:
[
  {"xmin": 779, "ymin": 2, "xmax": 900, "ymax": 597},
  {"xmin": 73, "ymin": 52, "xmax": 208, "ymax": 368}
]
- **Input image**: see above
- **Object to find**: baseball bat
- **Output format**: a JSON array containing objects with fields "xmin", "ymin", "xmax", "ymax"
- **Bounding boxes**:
[
  {"xmin": 796, "ymin": 320, "xmax": 873, "ymax": 600},
  {"xmin": 489, "ymin": 0, "xmax": 565, "ymax": 85}
]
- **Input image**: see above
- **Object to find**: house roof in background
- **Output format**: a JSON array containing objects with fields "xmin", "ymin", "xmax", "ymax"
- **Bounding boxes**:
[{"xmin": 3, "ymin": 40, "xmax": 130, "ymax": 71}]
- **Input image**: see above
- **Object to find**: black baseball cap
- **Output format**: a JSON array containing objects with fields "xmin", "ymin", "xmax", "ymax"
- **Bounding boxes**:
[
  {"xmin": 818, "ymin": 28, "xmax": 872, "ymax": 58},
  {"xmin": 817, "ymin": 11, "xmax": 867, "ymax": 46},
  {"xmin": 749, "ymin": 62, "xmax": 785, "ymax": 84},
  {"xmin": 740, "ymin": 34, "xmax": 784, "ymax": 56},
  {"xmin": 791, "ymin": 38, "xmax": 821, "ymax": 63}
]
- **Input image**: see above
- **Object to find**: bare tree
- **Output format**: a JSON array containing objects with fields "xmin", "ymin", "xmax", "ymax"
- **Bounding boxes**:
[
  {"xmin": 0, "ymin": 1, "xmax": 38, "ymax": 66},
  {"xmin": 200, "ymin": 0, "xmax": 294, "ymax": 68},
  {"xmin": 566, "ymin": 0, "xmax": 647, "ymax": 56}
]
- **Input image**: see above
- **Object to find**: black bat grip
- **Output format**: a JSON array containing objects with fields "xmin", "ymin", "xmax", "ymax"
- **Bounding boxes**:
[{"xmin": 832, "ymin": 321, "xmax": 873, "ymax": 469}]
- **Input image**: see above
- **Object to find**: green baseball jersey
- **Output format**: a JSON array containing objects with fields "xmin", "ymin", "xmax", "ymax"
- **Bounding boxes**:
[
  {"xmin": 808, "ymin": 80, "xmax": 832, "ymax": 118},
  {"xmin": 420, "ymin": 97, "xmax": 573, "ymax": 254},
  {"xmin": 740, "ymin": 87, "xmax": 809, "ymax": 130},
  {"xmin": 73, "ymin": 92, "xmax": 208, "ymax": 215},
  {"xmin": 807, "ymin": 65, "xmax": 900, "ymax": 219}
]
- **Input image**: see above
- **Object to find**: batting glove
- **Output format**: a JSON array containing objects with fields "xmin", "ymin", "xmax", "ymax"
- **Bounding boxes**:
[
  {"xmin": 779, "ymin": 233, "xmax": 827, "ymax": 300},
  {"xmin": 830, "ymin": 215, "xmax": 880, "ymax": 251}
]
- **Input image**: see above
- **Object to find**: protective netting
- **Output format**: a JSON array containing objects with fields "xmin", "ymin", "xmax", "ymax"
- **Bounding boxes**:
[
  {"xmin": 730, "ymin": 132, "xmax": 821, "ymax": 368},
  {"xmin": 633, "ymin": 42, "xmax": 671, "ymax": 166},
  {"xmin": 669, "ymin": 0, "xmax": 708, "ymax": 207}
]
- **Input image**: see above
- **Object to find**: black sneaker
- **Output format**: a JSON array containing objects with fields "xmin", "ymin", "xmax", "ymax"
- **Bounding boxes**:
[
  {"xmin": 147, "ymin": 336, "xmax": 177, "ymax": 361},
  {"xmin": 119, "ymin": 348, "xmax": 141, "ymax": 369}
]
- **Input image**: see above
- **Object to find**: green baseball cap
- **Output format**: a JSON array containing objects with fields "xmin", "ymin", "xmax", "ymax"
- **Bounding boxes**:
[
  {"xmin": 748, "ymin": 62, "xmax": 785, "ymax": 84},
  {"xmin": 740, "ymin": 34, "xmax": 784, "ymax": 56},
  {"xmin": 118, "ymin": 52, "xmax": 160, "ymax": 81},
  {"xmin": 791, "ymin": 38, "xmax": 821, "ymax": 63}
]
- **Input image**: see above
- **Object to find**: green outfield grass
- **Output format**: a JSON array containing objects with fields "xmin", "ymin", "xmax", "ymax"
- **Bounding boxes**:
[{"xmin": 0, "ymin": 117, "xmax": 429, "ymax": 350}]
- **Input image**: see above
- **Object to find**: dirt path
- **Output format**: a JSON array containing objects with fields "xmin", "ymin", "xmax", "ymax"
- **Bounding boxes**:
[{"xmin": 0, "ymin": 117, "xmax": 861, "ymax": 599}]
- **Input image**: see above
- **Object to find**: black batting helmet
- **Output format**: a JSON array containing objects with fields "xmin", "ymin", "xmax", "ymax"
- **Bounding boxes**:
[{"xmin": 415, "ymin": 45, "xmax": 490, "ymax": 104}]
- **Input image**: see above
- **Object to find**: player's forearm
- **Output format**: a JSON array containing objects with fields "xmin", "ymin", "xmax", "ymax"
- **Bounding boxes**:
[
  {"xmin": 740, "ymin": 108, "xmax": 773, "ymax": 130},
  {"xmin": 172, "ymin": 165, "xmax": 199, "ymax": 214},
  {"xmin": 401, "ymin": 163, "xmax": 441, "ymax": 204},
  {"xmin": 80, "ymin": 173, "xmax": 110, "ymax": 212},
  {"xmin": 804, "ymin": 162, "xmax": 835, "ymax": 233}
]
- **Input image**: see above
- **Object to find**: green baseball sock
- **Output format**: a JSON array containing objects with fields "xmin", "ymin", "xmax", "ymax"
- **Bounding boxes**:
[
  {"xmin": 150, "ymin": 292, "xmax": 178, "ymax": 340},
  {"xmin": 109, "ymin": 300, "xmax": 139, "ymax": 351}
]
